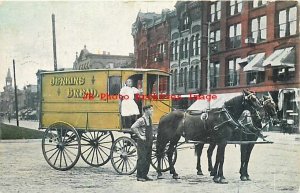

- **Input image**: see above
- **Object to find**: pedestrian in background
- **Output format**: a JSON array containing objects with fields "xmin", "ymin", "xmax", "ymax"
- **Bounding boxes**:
[{"xmin": 131, "ymin": 105, "xmax": 154, "ymax": 182}]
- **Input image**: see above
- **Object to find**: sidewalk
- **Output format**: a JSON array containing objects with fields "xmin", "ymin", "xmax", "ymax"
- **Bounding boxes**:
[{"xmin": 2, "ymin": 119, "xmax": 39, "ymax": 130}]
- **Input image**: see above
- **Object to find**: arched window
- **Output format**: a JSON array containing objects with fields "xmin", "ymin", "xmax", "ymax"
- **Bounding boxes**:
[
  {"xmin": 184, "ymin": 67, "xmax": 188, "ymax": 91},
  {"xmin": 185, "ymin": 38, "xmax": 189, "ymax": 58},
  {"xmin": 190, "ymin": 36, "xmax": 195, "ymax": 57},
  {"xmin": 195, "ymin": 65, "xmax": 199, "ymax": 88},
  {"xmin": 195, "ymin": 34, "xmax": 200, "ymax": 55},
  {"xmin": 189, "ymin": 66, "xmax": 194, "ymax": 88},
  {"xmin": 179, "ymin": 68, "xmax": 183, "ymax": 87},
  {"xmin": 174, "ymin": 69, "xmax": 178, "ymax": 91},
  {"xmin": 170, "ymin": 42, "xmax": 174, "ymax": 61},
  {"xmin": 180, "ymin": 39, "xmax": 184, "ymax": 59},
  {"xmin": 175, "ymin": 41, "xmax": 178, "ymax": 60}
]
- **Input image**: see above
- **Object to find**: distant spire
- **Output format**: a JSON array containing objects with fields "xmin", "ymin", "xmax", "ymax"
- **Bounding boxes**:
[{"xmin": 7, "ymin": 68, "xmax": 12, "ymax": 79}]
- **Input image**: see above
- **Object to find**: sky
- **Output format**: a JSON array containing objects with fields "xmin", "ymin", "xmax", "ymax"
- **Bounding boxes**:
[{"xmin": 0, "ymin": 0, "xmax": 176, "ymax": 91}]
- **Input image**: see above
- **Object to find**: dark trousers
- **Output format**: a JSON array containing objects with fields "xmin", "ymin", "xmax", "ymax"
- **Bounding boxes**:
[
  {"xmin": 136, "ymin": 138, "xmax": 153, "ymax": 178},
  {"xmin": 122, "ymin": 115, "xmax": 137, "ymax": 128}
]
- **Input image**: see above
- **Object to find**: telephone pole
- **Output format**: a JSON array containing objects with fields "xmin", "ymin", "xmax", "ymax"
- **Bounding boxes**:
[
  {"xmin": 13, "ymin": 59, "xmax": 19, "ymax": 127},
  {"xmin": 52, "ymin": 14, "xmax": 58, "ymax": 71}
]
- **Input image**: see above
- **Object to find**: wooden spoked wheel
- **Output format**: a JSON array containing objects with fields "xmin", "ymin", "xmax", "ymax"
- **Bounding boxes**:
[
  {"xmin": 42, "ymin": 122, "xmax": 81, "ymax": 171},
  {"xmin": 80, "ymin": 131, "xmax": 114, "ymax": 167},
  {"xmin": 110, "ymin": 137, "xmax": 137, "ymax": 175},
  {"xmin": 150, "ymin": 140, "xmax": 177, "ymax": 172}
]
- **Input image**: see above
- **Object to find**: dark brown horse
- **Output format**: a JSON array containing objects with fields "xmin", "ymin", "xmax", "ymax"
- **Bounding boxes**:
[
  {"xmin": 155, "ymin": 90, "xmax": 262, "ymax": 183},
  {"xmin": 195, "ymin": 94, "xmax": 278, "ymax": 181}
]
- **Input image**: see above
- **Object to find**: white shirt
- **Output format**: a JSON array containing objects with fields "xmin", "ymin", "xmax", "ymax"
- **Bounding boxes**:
[{"xmin": 119, "ymin": 86, "xmax": 140, "ymax": 116}]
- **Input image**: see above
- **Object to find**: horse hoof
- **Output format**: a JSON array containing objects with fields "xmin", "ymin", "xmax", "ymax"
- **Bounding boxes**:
[
  {"xmin": 173, "ymin": 174, "xmax": 180, "ymax": 179},
  {"xmin": 219, "ymin": 178, "xmax": 228, "ymax": 184},
  {"xmin": 240, "ymin": 176, "xmax": 247, "ymax": 181},
  {"xmin": 197, "ymin": 171, "xmax": 203, "ymax": 175},
  {"xmin": 157, "ymin": 173, "xmax": 163, "ymax": 179},
  {"xmin": 213, "ymin": 176, "xmax": 220, "ymax": 183}
]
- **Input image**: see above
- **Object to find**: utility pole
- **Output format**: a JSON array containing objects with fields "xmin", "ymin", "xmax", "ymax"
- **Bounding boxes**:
[
  {"xmin": 13, "ymin": 59, "xmax": 19, "ymax": 127},
  {"xmin": 52, "ymin": 14, "xmax": 57, "ymax": 71},
  {"xmin": 207, "ymin": 22, "xmax": 211, "ymax": 109}
]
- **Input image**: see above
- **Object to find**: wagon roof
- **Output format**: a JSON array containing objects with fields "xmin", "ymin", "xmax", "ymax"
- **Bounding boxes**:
[{"xmin": 39, "ymin": 68, "xmax": 170, "ymax": 75}]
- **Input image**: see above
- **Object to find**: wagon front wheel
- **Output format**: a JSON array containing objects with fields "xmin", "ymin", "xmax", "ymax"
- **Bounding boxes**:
[
  {"xmin": 110, "ymin": 137, "xmax": 137, "ymax": 175},
  {"xmin": 80, "ymin": 131, "xmax": 114, "ymax": 167}
]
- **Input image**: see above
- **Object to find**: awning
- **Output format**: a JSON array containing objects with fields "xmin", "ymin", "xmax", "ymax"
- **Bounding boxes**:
[
  {"xmin": 244, "ymin": 53, "xmax": 265, "ymax": 72},
  {"xmin": 187, "ymin": 92, "xmax": 241, "ymax": 111},
  {"xmin": 263, "ymin": 47, "xmax": 295, "ymax": 67}
]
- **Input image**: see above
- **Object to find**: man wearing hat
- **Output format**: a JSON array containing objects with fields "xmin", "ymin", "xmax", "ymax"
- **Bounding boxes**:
[{"xmin": 131, "ymin": 105, "xmax": 154, "ymax": 182}]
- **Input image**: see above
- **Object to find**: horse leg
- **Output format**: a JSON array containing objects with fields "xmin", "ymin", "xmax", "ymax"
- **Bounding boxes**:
[
  {"xmin": 167, "ymin": 135, "xmax": 181, "ymax": 179},
  {"xmin": 156, "ymin": 140, "xmax": 168, "ymax": 179},
  {"xmin": 240, "ymin": 144, "xmax": 248, "ymax": 181},
  {"xmin": 195, "ymin": 143, "xmax": 204, "ymax": 175},
  {"xmin": 213, "ymin": 144, "xmax": 228, "ymax": 184},
  {"xmin": 244, "ymin": 144, "xmax": 255, "ymax": 181},
  {"xmin": 207, "ymin": 143, "xmax": 216, "ymax": 175}
]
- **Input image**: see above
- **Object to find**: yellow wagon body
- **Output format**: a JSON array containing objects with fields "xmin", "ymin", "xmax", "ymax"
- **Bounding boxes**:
[{"xmin": 39, "ymin": 68, "xmax": 172, "ymax": 131}]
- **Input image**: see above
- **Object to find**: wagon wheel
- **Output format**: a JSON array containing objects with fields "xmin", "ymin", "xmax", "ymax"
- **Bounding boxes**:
[
  {"xmin": 42, "ymin": 122, "xmax": 81, "ymax": 171},
  {"xmin": 110, "ymin": 136, "xmax": 137, "ymax": 175},
  {"xmin": 80, "ymin": 131, "xmax": 114, "ymax": 167},
  {"xmin": 150, "ymin": 140, "xmax": 177, "ymax": 172}
]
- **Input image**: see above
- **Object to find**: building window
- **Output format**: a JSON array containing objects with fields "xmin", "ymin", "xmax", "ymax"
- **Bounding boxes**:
[
  {"xmin": 229, "ymin": 23, "xmax": 241, "ymax": 49},
  {"xmin": 195, "ymin": 34, "xmax": 200, "ymax": 56},
  {"xmin": 276, "ymin": 6, "xmax": 297, "ymax": 38},
  {"xmin": 190, "ymin": 36, "xmax": 195, "ymax": 57},
  {"xmin": 195, "ymin": 65, "xmax": 199, "ymax": 89},
  {"xmin": 180, "ymin": 39, "xmax": 184, "ymax": 59},
  {"xmin": 170, "ymin": 42, "xmax": 174, "ymax": 61},
  {"xmin": 251, "ymin": 0, "xmax": 267, "ymax": 8},
  {"xmin": 251, "ymin": 16, "xmax": 267, "ymax": 43},
  {"xmin": 184, "ymin": 67, "xmax": 188, "ymax": 91},
  {"xmin": 247, "ymin": 71, "xmax": 265, "ymax": 85},
  {"xmin": 226, "ymin": 57, "xmax": 241, "ymax": 86},
  {"xmin": 182, "ymin": 13, "xmax": 189, "ymax": 31},
  {"xmin": 210, "ymin": 1, "xmax": 221, "ymax": 22},
  {"xmin": 210, "ymin": 62, "xmax": 220, "ymax": 88},
  {"xmin": 175, "ymin": 41, "xmax": 179, "ymax": 60},
  {"xmin": 173, "ymin": 69, "xmax": 177, "ymax": 91},
  {"xmin": 189, "ymin": 66, "xmax": 194, "ymax": 89},
  {"xmin": 184, "ymin": 38, "xmax": 189, "ymax": 58},
  {"xmin": 179, "ymin": 68, "xmax": 183, "ymax": 87},
  {"xmin": 210, "ymin": 30, "xmax": 221, "ymax": 53},
  {"xmin": 229, "ymin": 0, "xmax": 243, "ymax": 16}
]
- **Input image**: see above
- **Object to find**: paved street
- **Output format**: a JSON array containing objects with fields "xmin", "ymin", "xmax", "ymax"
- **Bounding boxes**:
[{"xmin": 0, "ymin": 132, "xmax": 299, "ymax": 193}]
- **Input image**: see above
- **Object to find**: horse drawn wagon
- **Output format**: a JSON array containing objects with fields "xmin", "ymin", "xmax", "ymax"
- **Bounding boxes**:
[{"xmin": 38, "ymin": 68, "xmax": 176, "ymax": 174}]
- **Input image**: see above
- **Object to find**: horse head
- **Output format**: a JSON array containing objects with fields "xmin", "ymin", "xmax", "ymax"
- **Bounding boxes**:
[
  {"xmin": 243, "ymin": 89, "xmax": 262, "ymax": 110},
  {"xmin": 262, "ymin": 95, "xmax": 280, "ymax": 125}
]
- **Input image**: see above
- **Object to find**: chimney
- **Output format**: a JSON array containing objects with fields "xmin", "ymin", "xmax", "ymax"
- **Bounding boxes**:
[{"xmin": 103, "ymin": 51, "xmax": 106, "ymax": 55}]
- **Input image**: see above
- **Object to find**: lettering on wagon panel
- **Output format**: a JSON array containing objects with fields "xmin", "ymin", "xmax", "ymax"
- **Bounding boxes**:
[
  {"xmin": 50, "ymin": 76, "xmax": 85, "ymax": 86},
  {"xmin": 67, "ymin": 88, "xmax": 99, "ymax": 98}
]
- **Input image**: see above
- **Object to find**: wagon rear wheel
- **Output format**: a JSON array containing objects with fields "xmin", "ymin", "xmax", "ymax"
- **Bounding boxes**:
[
  {"xmin": 42, "ymin": 122, "xmax": 81, "ymax": 171},
  {"xmin": 150, "ymin": 140, "xmax": 177, "ymax": 172},
  {"xmin": 110, "ymin": 137, "xmax": 137, "ymax": 175},
  {"xmin": 80, "ymin": 131, "xmax": 114, "ymax": 167}
]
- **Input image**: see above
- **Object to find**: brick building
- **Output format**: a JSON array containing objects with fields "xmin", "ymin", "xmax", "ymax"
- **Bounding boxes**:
[
  {"xmin": 132, "ymin": 1, "xmax": 300, "ymax": 129},
  {"xmin": 132, "ymin": 10, "xmax": 171, "ymax": 72}
]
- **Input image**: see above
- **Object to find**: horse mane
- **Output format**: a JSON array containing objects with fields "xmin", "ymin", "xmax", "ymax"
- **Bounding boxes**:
[{"xmin": 224, "ymin": 94, "xmax": 245, "ymax": 121}]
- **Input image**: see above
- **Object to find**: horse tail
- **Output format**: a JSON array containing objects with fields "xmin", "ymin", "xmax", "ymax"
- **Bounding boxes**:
[{"xmin": 156, "ymin": 111, "xmax": 184, "ymax": 158}]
